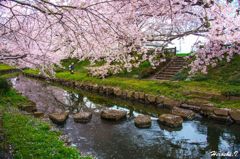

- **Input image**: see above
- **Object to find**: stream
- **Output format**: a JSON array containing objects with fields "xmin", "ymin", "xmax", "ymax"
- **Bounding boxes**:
[{"xmin": 10, "ymin": 76, "xmax": 240, "ymax": 159}]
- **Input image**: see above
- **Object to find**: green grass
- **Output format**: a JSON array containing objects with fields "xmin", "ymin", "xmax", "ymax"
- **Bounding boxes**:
[
  {"xmin": 60, "ymin": 59, "xmax": 157, "ymax": 79},
  {"xmin": 176, "ymin": 55, "xmax": 240, "ymax": 83},
  {"xmin": 176, "ymin": 52, "xmax": 192, "ymax": 57},
  {"xmin": 0, "ymin": 89, "xmax": 32, "ymax": 109},
  {"xmin": 0, "ymin": 72, "xmax": 20, "ymax": 79},
  {"xmin": 19, "ymin": 69, "xmax": 233, "ymax": 109},
  {"xmin": 22, "ymin": 68, "xmax": 240, "ymax": 108},
  {"xmin": 23, "ymin": 56, "xmax": 239, "ymax": 101},
  {"xmin": 0, "ymin": 90, "xmax": 91, "ymax": 159},
  {"xmin": 56, "ymin": 71, "xmax": 185, "ymax": 100},
  {"xmin": 207, "ymin": 55, "xmax": 240, "ymax": 84},
  {"xmin": 3, "ymin": 112, "xmax": 88, "ymax": 159},
  {"xmin": 212, "ymin": 100, "xmax": 240, "ymax": 109},
  {"xmin": 0, "ymin": 63, "xmax": 14, "ymax": 71},
  {"xmin": 115, "ymin": 61, "xmax": 155, "ymax": 78},
  {"xmin": 0, "ymin": 63, "xmax": 20, "ymax": 79},
  {"xmin": 0, "ymin": 76, "xmax": 91, "ymax": 159},
  {"xmin": 174, "ymin": 55, "xmax": 240, "ymax": 87},
  {"xmin": 59, "ymin": 59, "xmax": 90, "ymax": 73},
  {"xmin": 55, "ymin": 71, "xmax": 233, "ymax": 100},
  {"xmin": 23, "ymin": 69, "xmax": 40, "ymax": 75},
  {"xmin": 22, "ymin": 55, "xmax": 240, "ymax": 109}
]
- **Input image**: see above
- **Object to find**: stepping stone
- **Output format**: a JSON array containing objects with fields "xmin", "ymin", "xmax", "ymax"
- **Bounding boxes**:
[
  {"xmin": 209, "ymin": 114, "xmax": 232, "ymax": 123},
  {"xmin": 163, "ymin": 98, "xmax": 181, "ymax": 109},
  {"xmin": 213, "ymin": 108, "xmax": 229, "ymax": 117},
  {"xmin": 113, "ymin": 88, "xmax": 122, "ymax": 96},
  {"xmin": 159, "ymin": 114, "xmax": 183, "ymax": 128},
  {"xmin": 145, "ymin": 94, "xmax": 156, "ymax": 103},
  {"xmin": 229, "ymin": 110, "xmax": 240, "ymax": 124},
  {"xmin": 20, "ymin": 104, "xmax": 37, "ymax": 113},
  {"xmin": 181, "ymin": 103, "xmax": 201, "ymax": 112},
  {"xmin": 101, "ymin": 109, "xmax": 127, "ymax": 121},
  {"xmin": 134, "ymin": 115, "xmax": 151, "ymax": 128},
  {"xmin": 172, "ymin": 107, "xmax": 195, "ymax": 120},
  {"xmin": 200, "ymin": 106, "xmax": 215, "ymax": 116},
  {"xmin": 49, "ymin": 112, "xmax": 69, "ymax": 125},
  {"xmin": 73, "ymin": 112, "xmax": 92, "ymax": 123},
  {"xmin": 33, "ymin": 111, "xmax": 44, "ymax": 118}
]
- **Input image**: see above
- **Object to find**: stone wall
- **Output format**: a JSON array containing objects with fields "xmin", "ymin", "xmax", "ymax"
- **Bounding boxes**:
[{"xmin": 23, "ymin": 72, "xmax": 240, "ymax": 125}]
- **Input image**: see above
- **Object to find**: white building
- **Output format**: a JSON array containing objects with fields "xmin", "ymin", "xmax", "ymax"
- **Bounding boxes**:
[
  {"xmin": 144, "ymin": 35, "xmax": 206, "ymax": 54},
  {"xmin": 168, "ymin": 35, "xmax": 206, "ymax": 54}
]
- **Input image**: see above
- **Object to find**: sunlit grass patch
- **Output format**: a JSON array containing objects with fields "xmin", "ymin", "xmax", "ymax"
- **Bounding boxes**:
[{"xmin": 0, "ymin": 63, "xmax": 14, "ymax": 71}]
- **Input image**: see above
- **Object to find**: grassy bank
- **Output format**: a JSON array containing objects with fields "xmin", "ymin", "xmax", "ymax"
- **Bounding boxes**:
[
  {"xmin": 57, "ymin": 72, "xmax": 240, "ymax": 108},
  {"xmin": 23, "ymin": 56, "xmax": 240, "ymax": 109},
  {"xmin": 3, "ymin": 112, "xmax": 84, "ymax": 159},
  {"xmin": 0, "ymin": 63, "xmax": 14, "ymax": 71},
  {"xmin": 207, "ymin": 56, "xmax": 240, "ymax": 84},
  {"xmin": 24, "ymin": 69, "xmax": 240, "ymax": 109},
  {"xmin": 174, "ymin": 56, "xmax": 240, "ymax": 83},
  {"xmin": 0, "ymin": 75, "xmax": 91, "ymax": 159}
]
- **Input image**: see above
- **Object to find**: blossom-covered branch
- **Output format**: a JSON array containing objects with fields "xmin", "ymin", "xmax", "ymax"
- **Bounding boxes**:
[{"xmin": 0, "ymin": 0, "xmax": 239, "ymax": 77}]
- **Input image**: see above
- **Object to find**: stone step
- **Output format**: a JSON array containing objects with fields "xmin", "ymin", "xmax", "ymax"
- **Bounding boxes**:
[
  {"xmin": 155, "ymin": 73, "xmax": 177, "ymax": 79},
  {"xmin": 154, "ymin": 57, "xmax": 187, "ymax": 80},
  {"xmin": 161, "ymin": 71, "xmax": 179, "ymax": 74},
  {"xmin": 160, "ymin": 72, "xmax": 177, "ymax": 76},
  {"xmin": 174, "ymin": 59, "xmax": 185, "ymax": 61},
  {"xmin": 173, "ymin": 57, "xmax": 185, "ymax": 60},
  {"xmin": 169, "ymin": 63, "xmax": 186, "ymax": 67},
  {"xmin": 156, "ymin": 75, "xmax": 175, "ymax": 78},
  {"xmin": 169, "ymin": 63, "xmax": 187, "ymax": 67},
  {"xmin": 156, "ymin": 76, "xmax": 174, "ymax": 79},
  {"xmin": 167, "ymin": 66, "xmax": 183, "ymax": 69},
  {"xmin": 164, "ymin": 68, "xmax": 182, "ymax": 71},
  {"xmin": 166, "ymin": 67, "xmax": 182, "ymax": 70},
  {"xmin": 166, "ymin": 68, "xmax": 182, "ymax": 72},
  {"xmin": 174, "ymin": 59, "xmax": 186, "ymax": 61},
  {"xmin": 171, "ymin": 61, "xmax": 187, "ymax": 63},
  {"xmin": 156, "ymin": 74, "xmax": 174, "ymax": 78},
  {"xmin": 156, "ymin": 78, "xmax": 170, "ymax": 80},
  {"xmin": 176, "ymin": 57, "xmax": 185, "ymax": 59},
  {"xmin": 156, "ymin": 73, "xmax": 174, "ymax": 76}
]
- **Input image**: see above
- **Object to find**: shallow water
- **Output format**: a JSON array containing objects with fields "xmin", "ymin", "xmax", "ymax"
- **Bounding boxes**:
[{"xmin": 10, "ymin": 76, "xmax": 240, "ymax": 159}]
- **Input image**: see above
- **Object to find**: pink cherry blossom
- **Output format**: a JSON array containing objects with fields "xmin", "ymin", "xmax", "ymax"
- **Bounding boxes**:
[{"xmin": 0, "ymin": 0, "xmax": 239, "ymax": 77}]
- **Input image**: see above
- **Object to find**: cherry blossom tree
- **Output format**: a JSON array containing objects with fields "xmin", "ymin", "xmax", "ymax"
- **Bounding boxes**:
[
  {"xmin": 191, "ymin": 1, "xmax": 240, "ymax": 74},
  {"xmin": 0, "ymin": 0, "xmax": 239, "ymax": 77}
]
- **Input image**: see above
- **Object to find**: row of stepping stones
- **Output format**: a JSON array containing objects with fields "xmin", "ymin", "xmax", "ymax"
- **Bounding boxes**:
[
  {"xmin": 48, "ymin": 107, "xmax": 195, "ymax": 128},
  {"xmin": 32, "ymin": 106, "xmax": 240, "ymax": 126}
]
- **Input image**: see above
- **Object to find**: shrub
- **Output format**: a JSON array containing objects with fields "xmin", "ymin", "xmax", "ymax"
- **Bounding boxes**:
[
  {"xmin": 115, "ymin": 61, "xmax": 156, "ymax": 79},
  {"xmin": 172, "ymin": 69, "xmax": 189, "ymax": 81},
  {"xmin": 191, "ymin": 73, "xmax": 209, "ymax": 81},
  {"xmin": 0, "ymin": 78, "xmax": 10, "ymax": 95},
  {"xmin": 139, "ymin": 67, "xmax": 156, "ymax": 78}
]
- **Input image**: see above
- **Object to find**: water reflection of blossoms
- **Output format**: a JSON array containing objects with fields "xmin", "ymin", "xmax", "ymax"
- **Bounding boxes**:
[{"xmin": 61, "ymin": 91, "xmax": 101, "ymax": 113}]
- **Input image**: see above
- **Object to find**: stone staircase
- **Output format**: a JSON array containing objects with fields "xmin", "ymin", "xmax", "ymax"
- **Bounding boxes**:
[{"xmin": 154, "ymin": 57, "xmax": 187, "ymax": 80}]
